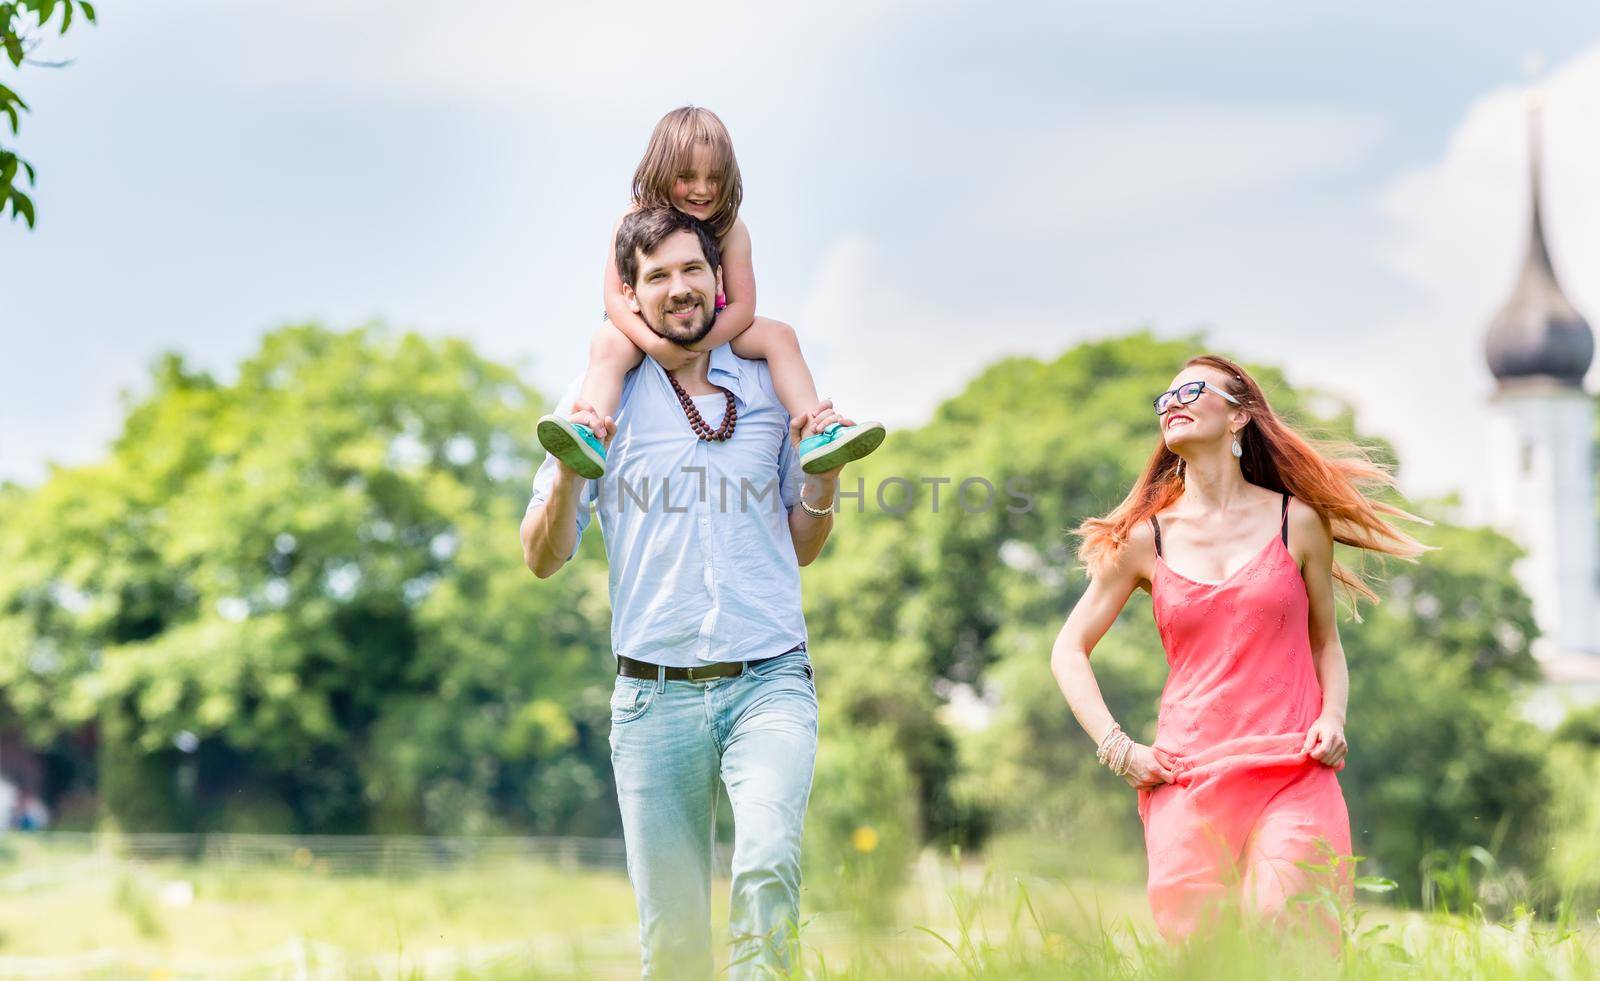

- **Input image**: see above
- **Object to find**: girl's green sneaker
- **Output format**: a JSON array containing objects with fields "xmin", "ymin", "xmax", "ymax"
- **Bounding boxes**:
[
  {"xmin": 798, "ymin": 421, "xmax": 886, "ymax": 474},
  {"xmin": 537, "ymin": 414, "xmax": 607, "ymax": 480}
]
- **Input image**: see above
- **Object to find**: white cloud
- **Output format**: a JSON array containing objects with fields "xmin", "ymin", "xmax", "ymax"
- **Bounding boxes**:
[
  {"xmin": 172, "ymin": 0, "xmax": 912, "ymax": 108},
  {"xmin": 1333, "ymin": 41, "xmax": 1600, "ymax": 506},
  {"xmin": 788, "ymin": 104, "xmax": 1389, "ymax": 436},
  {"xmin": 6, "ymin": 4, "xmax": 1596, "ymax": 509},
  {"xmin": 795, "ymin": 234, "xmax": 1064, "ymax": 427},
  {"xmin": 969, "ymin": 106, "xmax": 1382, "ymax": 235}
]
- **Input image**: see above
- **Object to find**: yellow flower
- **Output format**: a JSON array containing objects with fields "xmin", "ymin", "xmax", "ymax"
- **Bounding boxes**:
[{"xmin": 851, "ymin": 826, "xmax": 880, "ymax": 854}]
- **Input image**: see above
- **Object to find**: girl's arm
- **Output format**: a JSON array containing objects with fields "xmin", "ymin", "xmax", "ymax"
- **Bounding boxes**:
[
  {"xmin": 701, "ymin": 220, "xmax": 824, "ymax": 415},
  {"xmin": 1050, "ymin": 524, "xmax": 1174, "ymax": 790},
  {"xmin": 604, "ymin": 218, "xmax": 698, "ymax": 371},
  {"xmin": 1296, "ymin": 499, "xmax": 1350, "ymax": 766},
  {"xmin": 684, "ymin": 218, "xmax": 756, "ymax": 352}
]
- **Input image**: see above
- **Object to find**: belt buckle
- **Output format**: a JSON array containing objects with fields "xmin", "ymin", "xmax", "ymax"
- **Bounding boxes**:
[{"xmin": 685, "ymin": 662, "xmax": 741, "ymax": 682}]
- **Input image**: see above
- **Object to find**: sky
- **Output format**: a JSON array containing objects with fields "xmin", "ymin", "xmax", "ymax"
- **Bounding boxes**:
[{"xmin": 3, "ymin": 0, "xmax": 1599, "ymax": 514}]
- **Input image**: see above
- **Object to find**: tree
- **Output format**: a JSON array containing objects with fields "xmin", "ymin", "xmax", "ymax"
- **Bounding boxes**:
[
  {"xmin": 2, "ymin": 0, "xmax": 98, "ymax": 227},
  {"xmin": 805, "ymin": 332, "xmax": 1553, "ymax": 901},
  {"xmin": 806, "ymin": 332, "xmax": 1290, "ymax": 842},
  {"xmin": 0, "ymin": 325, "xmax": 616, "ymax": 833},
  {"xmin": 0, "ymin": 323, "xmax": 1561, "ymax": 882},
  {"xmin": 1336, "ymin": 514, "xmax": 1549, "ymax": 898}
]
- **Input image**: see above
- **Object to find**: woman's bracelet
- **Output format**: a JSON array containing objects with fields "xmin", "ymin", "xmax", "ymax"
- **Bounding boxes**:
[
  {"xmin": 1095, "ymin": 724, "xmax": 1123, "ymax": 765},
  {"xmin": 1096, "ymin": 724, "xmax": 1136, "ymax": 777},
  {"xmin": 1094, "ymin": 723, "xmax": 1145, "ymax": 777},
  {"xmin": 1113, "ymin": 738, "xmax": 1134, "ymax": 777}
]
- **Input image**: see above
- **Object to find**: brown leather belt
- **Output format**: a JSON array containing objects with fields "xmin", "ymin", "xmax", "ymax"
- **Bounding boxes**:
[{"xmin": 616, "ymin": 642, "xmax": 805, "ymax": 682}]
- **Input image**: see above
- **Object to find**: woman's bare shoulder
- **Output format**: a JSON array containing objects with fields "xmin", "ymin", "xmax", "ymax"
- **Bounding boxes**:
[
  {"xmin": 1284, "ymin": 497, "xmax": 1332, "ymax": 578},
  {"xmin": 1286, "ymin": 494, "xmax": 1331, "ymax": 543},
  {"xmin": 1116, "ymin": 518, "xmax": 1159, "ymax": 591}
]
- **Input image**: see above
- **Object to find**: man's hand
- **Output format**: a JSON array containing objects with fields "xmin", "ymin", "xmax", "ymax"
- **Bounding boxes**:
[{"xmin": 788, "ymin": 398, "xmax": 856, "ymax": 477}]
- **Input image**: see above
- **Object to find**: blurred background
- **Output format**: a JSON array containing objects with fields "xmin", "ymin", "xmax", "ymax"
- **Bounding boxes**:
[{"xmin": 2, "ymin": 2, "xmax": 1599, "ymax": 976}]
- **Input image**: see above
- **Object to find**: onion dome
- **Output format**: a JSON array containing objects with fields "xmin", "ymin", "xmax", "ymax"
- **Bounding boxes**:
[{"xmin": 1484, "ymin": 100, "xmax": 1593, "ymax": 387}]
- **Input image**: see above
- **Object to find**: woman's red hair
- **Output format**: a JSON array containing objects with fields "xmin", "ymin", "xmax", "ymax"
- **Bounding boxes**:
[{"xmin": 1075, "ymin": 354, "xmax": 1428, "ymax": 616}]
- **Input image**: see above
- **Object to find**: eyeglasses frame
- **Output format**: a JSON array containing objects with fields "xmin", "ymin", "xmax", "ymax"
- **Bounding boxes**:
[{"xmin": 1153, "ymin": 379, "xmax": 1242, "ymax": 416}]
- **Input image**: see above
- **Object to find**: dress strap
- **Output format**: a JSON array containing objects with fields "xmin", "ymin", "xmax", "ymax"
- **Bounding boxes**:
[
  {"xmin": 1280, "ymin": 492, "xmax": 1291, "ymax": 545},
  {"xmin": 1149, "ymin": 515, "xmax": 1164, "ymax": 557}
]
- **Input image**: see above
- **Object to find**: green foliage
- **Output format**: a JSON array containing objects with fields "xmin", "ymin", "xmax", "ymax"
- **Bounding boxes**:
[
  {"xmin": 1, "ymin": 0, "xmax": 97, "ymax": 228},
  {"xmin": 0, "ymin": 324, "xmax": 1570, "ymax": 903},
  {"xmin": 810, "ymin": 331, "xmax": 1553, "ymax": 905},
  {"xmin": 4, "ymin": 833, "xmax": 1599, "ymax": 976},
  {"xmin": 804, "ymin": 722, "xmax": 920, "ymax": 924},
  {"xmin": 111, "ymin": 869, "xmax": 166, "ymax": 939},
  {"xmin": 1552, "ymin": 702, "xmax": 1600, "ymax": 748},
  {"xmin": 1339, "ymin": 513, "xmax": 1550, "ymax": 899},
  {"xmin": 0, "ymin": 324, "xmax": 614, "ymax": 833},
  {"xmin": 953, "ymin": 622, "xmax": 1161, "ymax": 882},
  {"xmin": 806, "ymin": 333, "xmax": 1234, "ymax": 842},
  {"xmin": 1547, "ymin": 719, "xmax": 1600, "ymax": 912}
]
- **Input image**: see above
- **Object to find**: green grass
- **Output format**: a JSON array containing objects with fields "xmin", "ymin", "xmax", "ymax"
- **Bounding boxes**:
[
  {"xmin": 0, "ymin": 835, "xmax": 641, "ymax": 976},
  {"xmin": 0, "ymin": 834, "xmax": 1594, "ymax": 978}
]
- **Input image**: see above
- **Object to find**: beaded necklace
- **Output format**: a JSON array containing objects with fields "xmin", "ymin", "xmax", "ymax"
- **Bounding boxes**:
[{"xmin": 665, "ymin": 371, "xmax": 737, "ymax": 441}]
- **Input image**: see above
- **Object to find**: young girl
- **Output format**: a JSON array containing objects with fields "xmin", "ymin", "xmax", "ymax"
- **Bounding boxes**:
[
  {"xmin": 1052, "ymin": 355, "xmax": 1428, "ymax": 942},
  {"xmin": 537, "ymin": 106, "xmax": 886, "ymax": 480}
]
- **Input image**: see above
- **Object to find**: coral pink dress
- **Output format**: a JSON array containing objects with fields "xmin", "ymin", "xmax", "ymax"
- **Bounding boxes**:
[{"xmin": 1140, "ymin": 493, "xmax": 1351, "ymax": 940}]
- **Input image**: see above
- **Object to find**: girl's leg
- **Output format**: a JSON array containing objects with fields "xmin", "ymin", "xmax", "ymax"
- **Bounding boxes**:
[
  {"xmin": 732, "ymin": 316, "xmax": 887, "ymax": 474},
  {"xmin": 580, "ymin": 319, "xmax": 646, "ymax": 420},
  {"xmin": 538, "ymin": 321, "xmax": 643, "ymax": 479},
  {"xmin": 729, "ymin": 318, "xmax": 820, "ymax": 420}
]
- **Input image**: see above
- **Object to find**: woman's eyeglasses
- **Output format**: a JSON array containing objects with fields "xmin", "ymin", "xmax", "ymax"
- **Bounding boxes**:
[{"xmin": 1153, "ymin": 380, "xmax": 1241, "ymax": 415}]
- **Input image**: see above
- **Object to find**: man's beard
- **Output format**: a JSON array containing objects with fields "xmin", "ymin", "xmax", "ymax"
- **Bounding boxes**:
[{"xmin": 648, "ymin": 294, "xmax": 716, "ymax": 346}]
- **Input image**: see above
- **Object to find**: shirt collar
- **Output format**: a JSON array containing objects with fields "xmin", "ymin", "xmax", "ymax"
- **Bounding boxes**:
[{"xmin": 706, "ymin": 343, "xmax": 745, "ymax": 405}]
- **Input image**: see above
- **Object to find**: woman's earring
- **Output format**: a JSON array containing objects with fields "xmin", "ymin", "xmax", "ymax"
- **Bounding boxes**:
[{"xmin": 1231, "ymin": 434, "xmax": 1243, "ymax": 458}]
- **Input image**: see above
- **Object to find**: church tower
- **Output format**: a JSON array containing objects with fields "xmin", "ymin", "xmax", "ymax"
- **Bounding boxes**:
[{"xmin": 1483, "ymin": 94, "xmax": 1599, "ymax": 673}]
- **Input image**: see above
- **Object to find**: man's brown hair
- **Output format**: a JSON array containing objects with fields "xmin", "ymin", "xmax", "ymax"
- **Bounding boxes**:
[{"xmin": 614, "ymin": 207, "xmax": 722, "ymax": 288}]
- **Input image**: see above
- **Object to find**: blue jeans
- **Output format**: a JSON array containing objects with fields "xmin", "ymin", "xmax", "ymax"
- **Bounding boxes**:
[{"xmin": 609, "ymin": 649, "xmax": 819, "ymax": 979}]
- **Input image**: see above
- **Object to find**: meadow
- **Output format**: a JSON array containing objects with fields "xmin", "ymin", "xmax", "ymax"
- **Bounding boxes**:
[{"xmin": 0, "ymin": 832, "xmax": 1594, "ymax": 979}]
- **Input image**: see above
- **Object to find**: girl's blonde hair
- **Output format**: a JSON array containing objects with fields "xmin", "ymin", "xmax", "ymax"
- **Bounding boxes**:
[
  {"xmin": 631, "ymin": 106, "xmax": 743, "ymax": 239},
  {"xmin": 1075, "ymin": 354, "xmax": 1430, "ymax": 618}
]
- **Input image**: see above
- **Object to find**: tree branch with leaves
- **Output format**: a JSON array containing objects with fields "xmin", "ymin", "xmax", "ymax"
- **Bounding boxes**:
[{"xmin": 2, "ymin": 0, "xmax": 97, "ymax": 229}]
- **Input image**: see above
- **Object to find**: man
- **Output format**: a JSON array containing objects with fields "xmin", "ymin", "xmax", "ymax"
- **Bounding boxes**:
[{"xmin": 520, "ymin": 206, "xmax": 852, "ymax": 978}]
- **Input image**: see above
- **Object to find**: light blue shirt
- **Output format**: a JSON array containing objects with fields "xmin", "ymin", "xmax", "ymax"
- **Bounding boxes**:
[{"xmin": 527, "ymin": 344, "xmax": 809, "ymax": 667}]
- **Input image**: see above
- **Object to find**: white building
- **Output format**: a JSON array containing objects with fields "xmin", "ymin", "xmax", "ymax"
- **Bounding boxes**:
[{"xmin": 1482, "ymin": 99, "xmax": 1600, "ymax": 716}]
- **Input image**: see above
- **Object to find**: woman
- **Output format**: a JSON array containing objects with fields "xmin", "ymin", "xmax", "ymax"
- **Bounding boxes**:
[{"xmin": 1051, "ymin": 354, "xmax": 1425, "ymax": 941}]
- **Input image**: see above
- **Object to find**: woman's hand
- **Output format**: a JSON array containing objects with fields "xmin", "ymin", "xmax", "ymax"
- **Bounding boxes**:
[
  {"xmin": 1302, "ymin": 716, "xmax": 1348, "ymax": 767},
  {"xmin": 1122, "ymin": 744, "xmax": 1176, "ymax": 791}
]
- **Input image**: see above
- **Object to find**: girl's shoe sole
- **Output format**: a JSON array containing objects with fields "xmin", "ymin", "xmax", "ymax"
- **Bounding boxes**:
[
  {"xmin": 801, "ymin": 423, "xmax": 887, "ymax": 474},
  {"xmin": 537, "ymin": 416, "xmax": 606, "ymax": 480}
]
